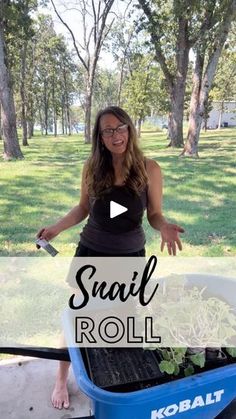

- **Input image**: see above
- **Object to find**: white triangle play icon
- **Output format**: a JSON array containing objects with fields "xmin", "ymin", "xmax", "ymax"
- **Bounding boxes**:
[{"xmin": 110, "ymin": 200, "xmax": 128, "ymax": 219}]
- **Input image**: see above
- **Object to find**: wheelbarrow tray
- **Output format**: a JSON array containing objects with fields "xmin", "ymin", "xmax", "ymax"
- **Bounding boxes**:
[
  {"xmin": 66, "ymin": 274, "xmax": 236, "ymax": 419},
  {"xmin": 68, "ymin": 346, "xmax": 236, "ymax": 419}
]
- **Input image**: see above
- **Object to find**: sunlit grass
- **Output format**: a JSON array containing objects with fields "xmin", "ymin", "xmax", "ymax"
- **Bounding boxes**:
[{"xmin": 0, "ymin": 128, "xmax": 236, "ymax": 257}]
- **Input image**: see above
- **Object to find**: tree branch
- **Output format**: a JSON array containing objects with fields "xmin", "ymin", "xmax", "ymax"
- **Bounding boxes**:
[
  {"xmin": 91, "ymin": 0, "xmax": 97, "ymax": 45},
  {"xmin": 202, "ymin": 0, "xmax": 236, "ymax": 95},
  {"xmin": 189, "ymin": 2, "xmax": 222, "ymax": 47},
  {"xmin": 95, "ymin": 0, "xmax": 114, "ymax": 60},
  {"xmin": 137, "ymin": 0, "xmax": 174, "ymax": 88},
  {"xmin": 50, "ymin": 0, "xmax": 88, "ymax": 72}
]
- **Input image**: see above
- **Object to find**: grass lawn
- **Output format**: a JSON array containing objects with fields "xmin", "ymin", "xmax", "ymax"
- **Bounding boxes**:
[
  {"xmin": 0, "ymin": 128, "xmax": 236, "ymax": 353},
  {"xmin": 0, "ymin": 128, "xmax": 236, "ymax": 257}
]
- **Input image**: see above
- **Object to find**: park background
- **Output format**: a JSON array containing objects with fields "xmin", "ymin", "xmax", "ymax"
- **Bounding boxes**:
[
  {"xmin": 0, "ymin": 7, "xmax": 236, "ymax": 415},
  {"xmin": 0, "ymin": 0, "xmax": 236, "ymax": 258}
]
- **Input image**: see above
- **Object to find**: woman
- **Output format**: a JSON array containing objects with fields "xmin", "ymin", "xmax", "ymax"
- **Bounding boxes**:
[{"xmin": 37, "ymin": 106, "xmax": 184, "ymax": 409}]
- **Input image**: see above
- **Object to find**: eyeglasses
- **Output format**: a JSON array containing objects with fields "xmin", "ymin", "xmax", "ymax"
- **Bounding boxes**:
[{"xmin": 100, "ymin": 124, "xmax": 128, "ymax": 138}]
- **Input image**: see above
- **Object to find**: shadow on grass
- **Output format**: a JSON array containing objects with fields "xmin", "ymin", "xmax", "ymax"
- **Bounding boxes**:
[{"xmin": 0, "ymin": 131, "xmax": 236, "ymax": 255}]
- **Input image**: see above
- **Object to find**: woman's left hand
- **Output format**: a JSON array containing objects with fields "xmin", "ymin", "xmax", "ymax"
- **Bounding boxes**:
[{"xmin": 160, "ymin": 223, "xmax": 185, "ymax": 256}]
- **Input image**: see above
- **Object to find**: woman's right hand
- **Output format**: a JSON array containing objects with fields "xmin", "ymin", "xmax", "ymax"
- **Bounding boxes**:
[{"xmin": 36, "ymin": 224, "xmax": 60, "ymax": 242}]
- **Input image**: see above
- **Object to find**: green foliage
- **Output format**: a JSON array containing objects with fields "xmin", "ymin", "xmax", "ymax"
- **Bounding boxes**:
[
  {"xmin": 151, "ymin": 277, "xmax": 236, "ymax": 348},
  {"xmin": 189, "ymin": 352, "xmax": 206, "ymax": 368},
  {"xmin": 226, "ymin": 348, "xmax": 236, "ymax": 358},
  {"xmin": 70, "ymin": 105, "xmax": 85, "ymax": 127},
  {"xmin": 136, "ymin": 0, "xmax": 214, "ymax": 75},
  {"xmin": 122, "ymin": 54, "xmax": 152, "ymax": 121},
  {"xmin": 158, "ymin": 347, "xmax": 207, "ymax": 377},
  {"xmin": 184, "ymin": 365, "xmax": 195, "ymax": 377},
  {"xmin": 32, "ymin": 15, "xmax": 77, "ymax": 132},
  {"xmin": 159, "ymin": 348, "xmax": 187, "ymax": 376},
  {"xmin": 92, "ymin": 67, "xmax": 118, "ymax": 115},
  {"xmin": 106, "ymin": 20, "xmax": 136, "ymax": 65},
  {"xmin": 159, "ymin": 360, "xmax": 176, "ymax": 374},
  {"xmin": 3, "ymin": 0, "xmax": 37, "ymax": 66},
  {"xmin": 143, "ymin": 271, "xmax": 236, "ymax": 377},
  {"xmin": 122, "ymin": 54, "xmax": 169, "ymax": 123},
  {"xmin": 3, "ymin": 1, "xmax": 37, "ymax": 38},
  {"xmin": 13, "ymin": 13, "xmax": 77, "ymax": 134},
  {"xmin": 2, "ymin": 4, "xmax": 78, "ymax": 136},
  {"xmin": 211, "ymin": 45, "xmax": 236, "ymax": 103}
]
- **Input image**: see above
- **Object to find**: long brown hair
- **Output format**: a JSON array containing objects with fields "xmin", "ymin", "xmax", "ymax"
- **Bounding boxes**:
[{"xmin": 86, "ymin": 106, "xmax": 148, "ymax": 197}]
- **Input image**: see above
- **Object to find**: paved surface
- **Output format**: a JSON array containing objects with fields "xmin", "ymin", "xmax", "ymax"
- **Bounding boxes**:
[{"xmin": 0, "ymin": 357, "xmax": 91, "ymax": 419}]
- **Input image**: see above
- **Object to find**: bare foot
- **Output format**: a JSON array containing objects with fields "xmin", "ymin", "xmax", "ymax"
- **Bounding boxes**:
[{"xmin": 51, "ymin": 380, "xmax": 69, "ymax": 409}]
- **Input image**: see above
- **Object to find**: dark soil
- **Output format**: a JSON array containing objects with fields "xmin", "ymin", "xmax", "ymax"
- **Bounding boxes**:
[
  {"xmin": 81, "ymin": 347, "xmax": 236, "ymax": 393},
  {"xmin": 82, "ymin": 348, "xmax": 165, "ymax": 392}
]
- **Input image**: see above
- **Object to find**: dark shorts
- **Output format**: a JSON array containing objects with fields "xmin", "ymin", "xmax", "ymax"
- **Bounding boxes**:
[{"xmin": 74, "ymin": 242, "xmax": 146, "ymax": 257}]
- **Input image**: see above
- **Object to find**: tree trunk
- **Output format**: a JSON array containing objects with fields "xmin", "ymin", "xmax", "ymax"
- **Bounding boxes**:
[
  {"xmin": 117, "ymin": 30, "xmax": 133, "ymax": 106},
  {"xmin": 166, "ymin": 21, "xmax": 189, "ymax": 149},
  {"xmin": 20, "ymin": 41, "xmax": 28, "ymax": 146},
  {"xmin": 0, "ymin": 24, "xmax": 23, "ymax": 159},
  {"xmin": 137, "ymin": 118, "xmax": 142, "ymax": 138},
  {"xmin": 61, "ymin": 94, "xmax": 65, "ymax": 135},
  {"xmin": 43, "ymin": 81, "xmax": 49, "ymax": 135},
  {"xmin": 181, "ymin": 51, "xmax": 204, "ymax": 157},
  {"xmin": 66, "ymin": 103, "xmax": 71, "ymax": 135},
  {"xmin": 64, "ymin": 104, "xmax": 68, "ymax": 135},
  {"xmin": 137, "ymin": 1, "xmax": 190, "ymax": 148},
  {"xmin": 53, "ymin": 107, "xmax": 57, "ymax": 136},
  {"xmin": 64, "ymin": 70, "xmax": 71, "ymax": 136},
  {"xmin": 182, "ymin": 1, "xmax": 236, "ymax": 157},
  {"xmin": 84, "ymin": 92, "xmax": 92, "ymax": 143},
  {"xmin": 28, "ymin": 120, "xmax": 34, "ymax": 138},
  {"xmin": 167, "ymin": 83, "xmax": 186, "ymax": 147},
  {"xmin": 26, "ymin": 39, "xmax": 36, "ymax": 139},
  {"xmin": 84, "ymin": 54, "xmax": 99, "ymax": 143},
  {"xmin": 117, "ymin": 59, "xmax": 125, "ymax": 107},
  {"xmin": 65, "ymin": 97, "xmax": 71, "ymax": 136},
  {"xmin": 27, "ymin": 97, "xmax": 34, "ymax": 138},
  {"xmin": 52, "ymin": 77, "xmax": 57, "ymax": 137},
  {"xmin": 84, "ymin": 72, "xmax": 93, "ymax": 143},
  {"xmin": 37, "ymin": 99, "xmax": 44, "ymax": 135},
  {"xmin": 51, "ymin": 0, "xmax": 115, "ymax": 144},
  {"xmin": 0, "ymin": 103, "xmax": 2, "ymax": 140},
  {"xmin": 217, "ymin": 101, "xmax": 224, "ymax": 129}
]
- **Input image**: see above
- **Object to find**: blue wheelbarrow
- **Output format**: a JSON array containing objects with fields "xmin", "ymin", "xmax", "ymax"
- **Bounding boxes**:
[{"xmin": 66, "ymin": 274, "xmax": 236, "ymax": 419}]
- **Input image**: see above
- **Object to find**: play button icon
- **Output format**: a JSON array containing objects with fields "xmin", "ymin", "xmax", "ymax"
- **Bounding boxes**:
[{"xmin": 110, "ymin": 200, "xmax": 128, "ymax": 219}]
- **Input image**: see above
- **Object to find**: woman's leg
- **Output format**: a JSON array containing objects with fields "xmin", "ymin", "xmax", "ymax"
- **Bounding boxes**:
[
  {"xmin": 52, "ymin": 244, "xmax": 87, "ymax": 410},
  {"xmin": 51, "ymin": 244, "xmax": 146, "ymax": 409},
  {"xmin": 51, "ymin": 359, "xmax": 70, "ymax": 409},
  {"xmin": 51, "ymin": 244, "xmax": 87, "ymax": 409}
]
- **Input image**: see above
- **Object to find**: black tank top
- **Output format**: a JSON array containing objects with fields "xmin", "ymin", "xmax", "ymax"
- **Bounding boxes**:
[{"xmin": 80, "ymin": 185, "xmax": 147, "ymax": 254}]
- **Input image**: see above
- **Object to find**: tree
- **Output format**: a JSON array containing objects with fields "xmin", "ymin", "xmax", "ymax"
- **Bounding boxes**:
[
  {"xmin": 182, "ymin": 0, "xmax": 236, "ymax": 157},
  {"xmin": 211, "ymin": 41, "xmax": 236, "ymax": 129},
  {"xmin": 31, "ymin": 15, "xmax": 76, "ymax": 136},
  {"xmin": 202, "ymin": 95, "xmax": 213, "ymax": 131},
  {"xmin": 4, "ymin": 0, "xmax": 38, "ymax": 146},
  {"xmin": 18, "ymin": 1, "xmax": 37, "ymax": 145},
  {"xmin": 0, "ymin": 1, "xmax": 23, "ymax": 160},
  {"xmin": 51, "ymin": 0, "xmax": 115, "ymax": 143},
  {"xmin": 136, "ymin": 1, "xmax": 196, "ymax": 147},
  {"xmin": 106, "ymin": 3, "xmax": 135, "ymax": 106},
  {"xmin": 136, "ymin": 0, "xmax": 231, "ymax": 148},
  {"xmin": 70, "ymin": 105, "xmax": 84, "ymax": 132},
  {"xmin": 93, "ymin": 67, "xmax": 118, "ymax": 116},
  {"xmin": 122, "ymin": 54, "xmax": 153, "ymax": 135}
]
